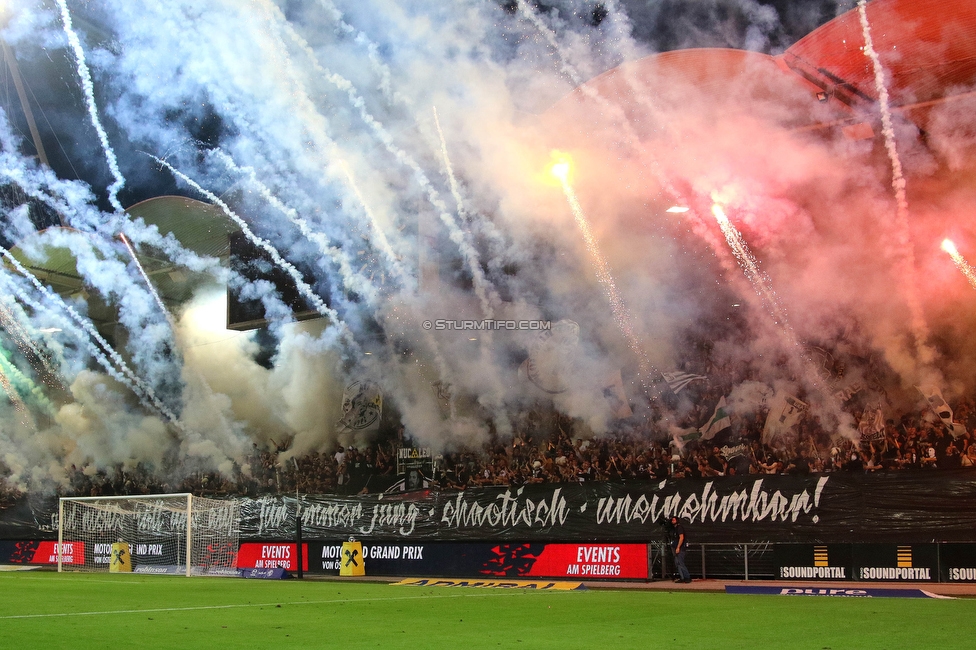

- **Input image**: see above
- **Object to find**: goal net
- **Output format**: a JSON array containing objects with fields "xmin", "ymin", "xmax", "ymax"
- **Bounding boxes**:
[{"xmin": 57, "ymin": 493, "xmax": 240, "ymax": 576}]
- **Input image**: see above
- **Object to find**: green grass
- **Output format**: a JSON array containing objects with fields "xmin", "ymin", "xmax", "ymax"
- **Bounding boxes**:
[{"xmin": 0, "ymin": 571, "xmax": 972, "ymax": 649}]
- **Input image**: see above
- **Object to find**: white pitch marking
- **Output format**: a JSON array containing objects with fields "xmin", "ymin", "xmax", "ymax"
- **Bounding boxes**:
[{"xmin": 0, "ymin": 590, "xmax": 568, "ymax": 620}]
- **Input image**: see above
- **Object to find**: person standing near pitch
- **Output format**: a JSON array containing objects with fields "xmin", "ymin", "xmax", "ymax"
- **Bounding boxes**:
[{"xmin": 670, "ymin": 515, "xmax": 692, "ymax": 583}]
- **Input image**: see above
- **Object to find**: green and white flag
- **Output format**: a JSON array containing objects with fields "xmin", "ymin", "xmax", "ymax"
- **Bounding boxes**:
[{"xmin": 700, "ymin": 396, "xmax": 731, "ymax": 440}]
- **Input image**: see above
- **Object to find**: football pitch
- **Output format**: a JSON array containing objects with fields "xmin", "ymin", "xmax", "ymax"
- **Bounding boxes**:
[{"xmin": 0, "ymin": 572, "xmax": 972, "ymax": 649}]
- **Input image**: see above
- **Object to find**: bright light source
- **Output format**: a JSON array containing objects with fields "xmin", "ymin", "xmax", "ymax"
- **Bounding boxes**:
[
  {"xmin": 546, "ymin": 150, "xmax": 574, "ymax": 185},
  {"xmin": 364, "ymin": 351, "xmax": 372, "ymax": 355},
  {"xmin": 666, "ymin": 206, "xmax": 690, "ymax": 213},
  {"xmin": 711, "ymin": 203, "xmax": 730, "ymax": 225},
  {"xmin": 550, "ymin": 161, "xmax": 570, "ymax": 182},
  {"xmin": 38, "ymin": 327, "xmax": 62, "ymax": 333},
  {"xmin": 942, "ymin": 239, "xmax": 958, "ymax": 255},
  {"xmin": 469, "ymin": 338, "xmax": 478, "ymax": 341}
]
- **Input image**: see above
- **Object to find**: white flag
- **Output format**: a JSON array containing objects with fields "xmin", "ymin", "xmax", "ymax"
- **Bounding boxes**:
[
  {"xmin": 917, "ymin": 385, "xmax": 955, "ymax": 430},
  {"xmin": 762, "ymin": 394, "xmax": 808, "ymax": 443},
  {"xmin": 857, "ymin": 404, "xmax": 885, "ymax": 441},
  {"xmin": 662, "ymin": 371, "xmax": 707, "ymax": 394},
  {"xmin": 336, "ymin": 379, "xmax": 383, "ymax": 433}
]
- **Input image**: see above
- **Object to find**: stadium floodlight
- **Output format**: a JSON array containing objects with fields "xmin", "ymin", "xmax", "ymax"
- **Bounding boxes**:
[{"xmin": 57, "ymin": 493, "xmax": 240, "ymax": 577}]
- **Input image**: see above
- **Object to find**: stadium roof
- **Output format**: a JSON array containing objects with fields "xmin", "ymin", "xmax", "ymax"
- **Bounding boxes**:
[
  {"xmin": 783, "ymin": 0, "xmax": 976, "ymax": 113},
  {"xmin": 545, "ymin": 0, "xmax": 976, "ymax": 138},
  {"xmin": 8, "ymin": 196, "xmax": 236, "ymax": 335}
]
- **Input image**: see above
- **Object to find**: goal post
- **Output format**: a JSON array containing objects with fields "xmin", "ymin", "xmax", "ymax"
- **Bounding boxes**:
[{"xmin": 57, "ymin": 493, "xmax": 240, "ymax": 576}]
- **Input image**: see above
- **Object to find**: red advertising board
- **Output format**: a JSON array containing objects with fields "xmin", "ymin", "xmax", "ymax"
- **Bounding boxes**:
[
  {"xmin": 29, "ymin": 541, "xmax": 86, "ymax": 565},
  {"xmin": 520, "ymin": 543, "xmax": 647, "ymax": 579},
  {"xmin": 236, "ymin": 542, "xmax": 309, "ymax": 571}
]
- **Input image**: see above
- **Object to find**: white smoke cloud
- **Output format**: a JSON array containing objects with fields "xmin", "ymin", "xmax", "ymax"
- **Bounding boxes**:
[{"xmin": 0, "ymin": 0, "xmax": 972, "ymax": 493}]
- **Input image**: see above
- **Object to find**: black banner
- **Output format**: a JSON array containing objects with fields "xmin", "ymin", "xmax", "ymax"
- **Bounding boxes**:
[
  {"xmin": 241, "ymin": 471, "xmax": 976, "ymax": 544},
  {"xmin": 774, "ymin": 544, "xmax": 854, "ymax": 580},
  {"xmin": 853, "ymin": 544, "xmax": 938, "ymax": 582},
  {"xmin": 6, "ymin": 471, "xmax": 976, "ymax": 544},
  {"xmin": 940, "ymin": 544, "xmax": 976, "ymax": 582}
]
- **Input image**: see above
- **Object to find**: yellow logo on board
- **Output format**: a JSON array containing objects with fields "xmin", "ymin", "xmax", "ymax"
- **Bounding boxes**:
[
  {"xmin": 340, "ymin": 541, "xmax": 365, "ymax": 576},
  {"xmin": 109, "ymin": 542, "xmax": 132, "ymax": 573}
]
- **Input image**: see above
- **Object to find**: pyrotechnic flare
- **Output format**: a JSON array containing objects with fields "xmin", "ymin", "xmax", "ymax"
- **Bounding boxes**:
[
  {"xmin": 550, "ymin": 154, "xmax": 658, "ymax": 394},
  {"xmin": 857, "ymin": 0, "xmax": 930, "ymax": 360},
  {"xmin": 0, "ymin": 346, "xmax": 56, "ymax": 417},
  {"xmin": 333, "ymin": 158, "xmax": 413, "ymax": 291},
  {"xmin": 0, "ymin": 299, "xmax": 64, "ymax": 388},
  {"xmin": 55, "ymin": 0, "xmax": 124, "ymax": 215},
  {"xmin": 278, "ymin": 13, "xmax": 499, "ymax": 320},
  {"xmin": 0, "ymin": 362, "xmax": 34, "ymax": 431},
  {"xmin": 516, "ymin": 0, "xmax": 584, "ymax": 86},
  {"xmin": 711, "ymin": 203, "xmax": 794, "ymax": 334},
  {"xmin": 0, "ymin": 250, "xmax": 184, "ymax": 430},
  {"xmin": 211, "ymin": 150, "xmax": 377, "ymax": 303},
  {"xmin": 942, "ymin": 239, "xmax": 976, "ymax": 290},
  {"xmin": 56, "ymin": 0, "xmax": 170, "ymax": 319}
]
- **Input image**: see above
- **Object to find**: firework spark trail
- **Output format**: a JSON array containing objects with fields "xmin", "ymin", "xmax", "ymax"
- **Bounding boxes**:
[
  {"xmin": 316, "ymin": 0, "xmax": 407, "ymax": 106},
  {"xmin": 210, "ymin": 150, "xmax": 377, "ymax": 303},
  {"xmin": 431, "ymin": 107, "xmax": 508, "ymax": 255},
  {"xmin": 151, "ymin": 157, "xmax": 357, "ymax": 347},
  {"xmin": 857, "ymin": 1, "xmax": 909, "ymax": 231},
  {"xmin": 553, "ymin": 164, "xmax": 657, "ymax": 393},
  {"xmin": 334, "ymin": 160, "xmax": 413, "ymax": 290},
  {"xmin": 516, "ymin": 0, "xmax": 711, "ymax": 325},
  {"xmin": 515, "ymin": 0, "xmax": 584, "ymax": 86},
  {"xmin": 200, "ymin": 0, "xmax": 461, "ymax": 423},
  {"xmin": 336, "ymin": 160, "xmax": 467, "ymax": 420},
  {"xmin": 0, "ymin": 271, "xmax": 150, "ymax": 410},
  {"xmin": 857, "ymin": 0, "xmax": 930, "ymax": 356},
  {"xmin": 56, "ymin": 0, "xmax": 171, "ymax": 319},
  {"xmin": 0, "ymin": 150, "xmax": 218, "ymax": 335},
  {"xmin": 0, "ymin": 148, "xmax": 226, "ymax": 283},
  {"xmin": 55, "ymin": 0, "xmax": 125, "ymax": 215},
  {"xmin": 430, "ymin": 106, "xmax": 514, "ymax": 426},
  {"xmin": 711, "ymin": 204, "xmax": 792, "ymax": 330},
  {"xmin": 432, "ymin": 106, "xmax": 469, "ymax": 227},
  {"xmin": 118, "ymin": 231, "xmax": 173, "ymax": 322},
  {"xmin": 710, "ymin": 203, "xmax": 840, "ymax": 398},
  {"xmin": 0, "ymin": 299, "xmax": 64, "ymax": 386},
  {"xmin": 0, "ymin": 250, "xmax": 184, "ymax": 429},
  {"xmin": 0, "ymin": 347, "xmax": 56, "ymax": 417},
  {"xmin": 0, "ymin": 362, "xmax": 34, "ymax": 430},
  {"xmin": 277, "ymin": 18, "xmax": 497, "ymax": 320},
  {"xmin": 942, "ymin": 239, "xmax": 976, "ymax": 290},
  {"xmin": 216, "ymin": 150, "xmax": 463, "ymax": 419},
  {"xmin": 519, "ymin": 0, "xmax": 734, "ymax": 329},
  {"xmin": 514, "ymin": 0, "xmax": 744, "ymax": 293}
]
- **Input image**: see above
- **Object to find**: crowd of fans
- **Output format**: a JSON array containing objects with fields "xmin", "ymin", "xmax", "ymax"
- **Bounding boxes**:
[
  {"xmin": 0, "ymin": 394, "xmax": 971, "ymax": 505},
  {"xmin": 2, "ymin": 345, "xmax": 976, "ymax": 503}
]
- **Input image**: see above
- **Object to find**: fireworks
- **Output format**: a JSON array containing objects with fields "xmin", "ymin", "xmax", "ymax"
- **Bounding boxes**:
[
  {"xmin": 549, "ymin": 154, "xmax": 657, "ymax": 393},
  {"xmin": 942, "ymin": 239, "xmax": 976, "ymax": 290},
  {"xmin": 857, "ymin": 0, "xmax": 930, "ymax": 361},
  {"xmin": 711, "ymin": 203, "xmax": 797, "ymax": 342}
]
